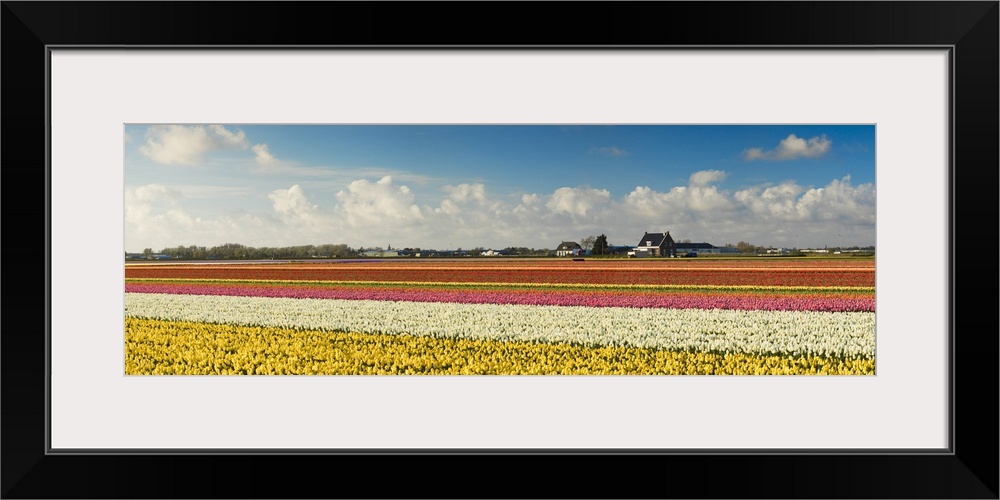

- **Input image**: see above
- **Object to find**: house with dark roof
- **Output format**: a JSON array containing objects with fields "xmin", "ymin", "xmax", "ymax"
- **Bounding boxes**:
[
  {"xmin": 555, "ymin": 241, "xmax": 582, "ymax": 257},
  {"xmin": 632, "ymin": 231, "xmax": 677, "ymax": 257}
]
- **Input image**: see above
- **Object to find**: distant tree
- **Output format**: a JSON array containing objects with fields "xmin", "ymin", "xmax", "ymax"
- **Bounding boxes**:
[
  {"xmin": 580, "ymin": 235, "xmax": 597, "ymax": 252},
  {"xmin": 315, "ymin": 244, "xmax": 334, "ymax": 257},
  {"xmin": 160, "ymin": 246, "xmax": 179, "ymax": 258},
  {"xmin": 592, "ymin": 234, "xmax": 609, "ymax": 255},
  {"xmin": 680, "ymin": 238, "xmax": 692, "ymax": 244},
  {"xmin": 143, "ymin": 248, "xmax": 152, "ymax": 259},
  {"xmin": 334, "ymin": 244, "xmax": 356, "ymax": 258}
]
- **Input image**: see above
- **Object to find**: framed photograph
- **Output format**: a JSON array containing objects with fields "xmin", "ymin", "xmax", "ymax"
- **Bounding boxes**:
[
  {"xmin": 120, "ymin": 122, "xmax": 878, "ymax": 380},
  {"xmin": 5, "ymin": 2, "xmax": 996, "ymax": 498}
]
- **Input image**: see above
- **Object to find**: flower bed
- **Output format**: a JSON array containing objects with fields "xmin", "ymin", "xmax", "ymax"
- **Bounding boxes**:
[{"xmin": 124, "ymin": 259, "xmax": 876, "ymax": 375}]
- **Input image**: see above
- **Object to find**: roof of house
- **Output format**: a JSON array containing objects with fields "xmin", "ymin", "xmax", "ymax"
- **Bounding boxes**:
[
  {"xmin": 556, "ymin": 241, "xmax": 581, "ymax": 250},
  {"xmin": 635, "ymin": 232, "xmax": 674, "ymax": 247},
  {"xmin": 676, "ymin": 242, "xmax": 717, "ymax": 249}
]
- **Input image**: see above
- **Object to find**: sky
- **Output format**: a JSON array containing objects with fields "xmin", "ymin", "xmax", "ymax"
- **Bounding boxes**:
[{"xmin": 124, "ymin": 124, "xmax": 876, "ymax": 252}]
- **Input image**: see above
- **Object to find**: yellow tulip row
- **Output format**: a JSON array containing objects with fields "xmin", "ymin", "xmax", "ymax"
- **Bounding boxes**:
[{"xmin": 125, "ymin": 317, "xmax": 875, "ymax": 375}]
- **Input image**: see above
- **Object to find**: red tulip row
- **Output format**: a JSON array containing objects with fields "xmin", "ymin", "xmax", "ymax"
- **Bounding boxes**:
[{"xmin": 126, "ymin": 265, "xmax": 874, "ymax": 287}]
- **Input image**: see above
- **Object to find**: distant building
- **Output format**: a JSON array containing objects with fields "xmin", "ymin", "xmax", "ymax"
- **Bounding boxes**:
[
  {"xmin": 632, "ymin": 231, "xmax": 677, "ymax": 257},
  {"xmin": 361, "ymin": 250, "xmax": 401, "ymax": 258},
  {"xmin": 675, "ymin": 242, "xmax": 741, "ymax": 255},
  {"xmin": 555, "ymin": 241, "xmax": 582, "ymax": 257}
]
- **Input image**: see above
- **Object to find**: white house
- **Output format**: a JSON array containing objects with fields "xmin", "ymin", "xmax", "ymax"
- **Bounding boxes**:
[{"xmin": 555, "ymin": 241, "xmax": 582, "ymax": 257}]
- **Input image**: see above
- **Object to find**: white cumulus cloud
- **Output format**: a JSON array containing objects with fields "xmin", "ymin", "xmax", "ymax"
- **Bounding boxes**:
[
  {"xmin": 743, "ymin": 134, "xmax": 832, "ymax": 161},
  {"xmin": 624, "ymin": 170, "xmax": 733, "ymax": 218},
  {"xmin": 252, "ymin": 143, "xmax": 276, "ymax": 165},
  {"xmin": 689, "ymin": 169, "xmax": 728, "ymax": 186},
  {"xmin": 269, "ymin": 185, "xmax": 319, "ymax": 218},
  {"xmin": 734, "ymin": 176, "xmax": 874, "ymax": 224},
  {"xmin": 734, "ymin": 182, "xmax": 807, "ymax": 220},
  {"xmin": 139, "ymin": 125, "xmax": 249, "ymax": 165},
  {"xmin": 546, "ymin": 187, "xmax": 611, "ymax": 217},
  {"xmin": 437, "ymin": 198, "xmax": 461, "ymax": 216},
  {"xmin": 125, "ymin": 184, "xmax": 179, "ymax": 224},
  {"xmin": 443, "ymin": 183, "xmax": 487, "ymax": 204},
  {"xmin": 335, "ymin": 175, "xmax": 424, "ymax": 227},
  {"xmin": 208, "ymin": 125, "xmax": 249, "ymax": 148},
  {"xmin": 125, "ymin": 184, "xmax": 217, "ymax": 250}
]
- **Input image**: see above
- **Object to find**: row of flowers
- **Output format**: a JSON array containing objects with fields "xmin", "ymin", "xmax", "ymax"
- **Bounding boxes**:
[
  {"xmin": 127, "ymin": 277, "xmax": 873, "ymax": 294},
  {"xmin": 126, "ymin": 265, "xmax": 875, "ymax": 287},
  {"xmin": 125, "ymin": 292, "xmax": 875, "ymax": 359},
  {"xmin": 126, "ymin": 317, "xmax": 876, "ymax": 375},
  {"xmin": 128, "ymin": 259, "xmax": 874, "ymax": 269},
  {"xmin": 124, "ymin": 282, "xmax": 875, "ymax": 312}
]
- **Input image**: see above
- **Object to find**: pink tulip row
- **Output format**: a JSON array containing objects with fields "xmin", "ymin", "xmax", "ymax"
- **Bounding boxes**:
[{"xmin": 125, "ymin": 283, "xmax": 874, "ymax": 312}]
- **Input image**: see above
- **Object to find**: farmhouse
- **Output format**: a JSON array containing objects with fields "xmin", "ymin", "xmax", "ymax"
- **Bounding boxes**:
[
  {"xmin": 555, "ymin": 241, "xmax": 582, "ymax": 257},
  {"xmin": 632, "ymin": 231, "xmax": 677, "ymax": 257}
]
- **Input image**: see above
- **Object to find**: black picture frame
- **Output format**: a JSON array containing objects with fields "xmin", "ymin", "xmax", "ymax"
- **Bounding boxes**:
[{"xmin": 3, "ymin": 2, "xmax": 997, "ymax": 498}]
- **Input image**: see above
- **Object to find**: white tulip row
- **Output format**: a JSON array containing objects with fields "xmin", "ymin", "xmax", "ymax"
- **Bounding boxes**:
[{"xmin": 124, "ymin": 293, "xmax": 875, "ymax": 359}]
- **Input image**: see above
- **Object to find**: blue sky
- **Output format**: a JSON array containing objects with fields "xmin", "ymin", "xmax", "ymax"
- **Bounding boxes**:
[{"xmin": 124, "ymin": 124, "xmax": 875, "ymax": 251}]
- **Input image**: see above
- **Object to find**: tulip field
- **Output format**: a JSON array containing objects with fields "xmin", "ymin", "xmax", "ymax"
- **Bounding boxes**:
[{"xmin": 124, "ymin": 258, "xmax": 875, "ymax": 375}]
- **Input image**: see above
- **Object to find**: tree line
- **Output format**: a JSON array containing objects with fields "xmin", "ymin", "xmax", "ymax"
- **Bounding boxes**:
[
  {"xmin": 133, "ymin": 243, "xmax": 359, "ymax": 260},
  {"xmin": 130, "ymin": 237, "xmax": 872, "ymax": 260},
  {"xmin": 129, "ymin": 243, "xmax": 559, "ymax": 260}
]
